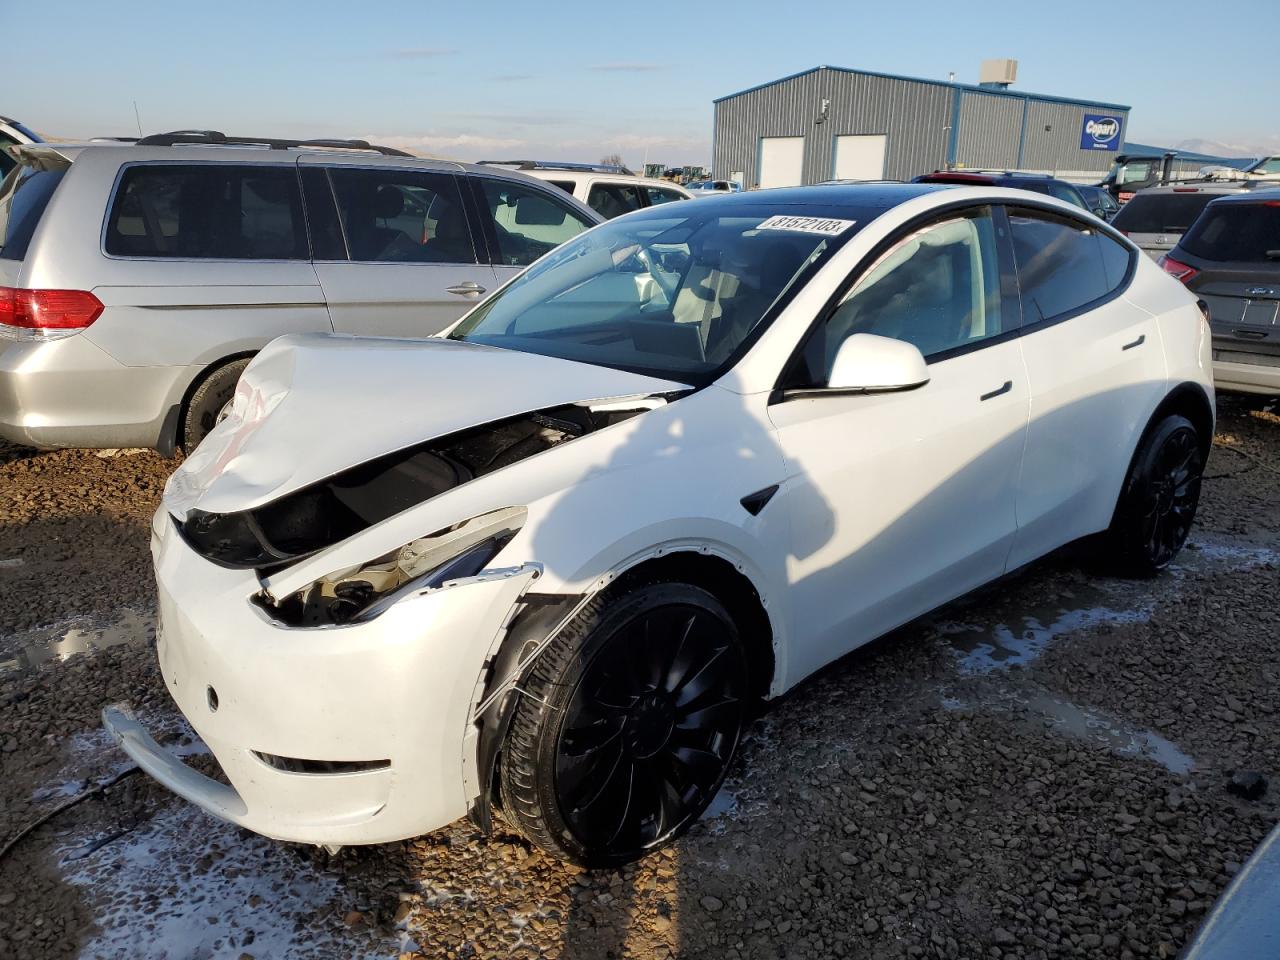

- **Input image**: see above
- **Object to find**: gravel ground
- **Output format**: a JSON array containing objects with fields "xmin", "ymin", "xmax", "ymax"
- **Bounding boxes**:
[{"xmin": 0, "ymin": 396, "xmax": 1276, "ymax": 959}]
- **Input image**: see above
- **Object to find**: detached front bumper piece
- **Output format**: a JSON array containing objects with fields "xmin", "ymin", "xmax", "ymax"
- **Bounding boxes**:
[
  {"xmin": 103, "ymin": 703, "xmax": 247, "ymax": 822},
  {"xmin": 107, "ymin": 510, "xmax": 542, "ymax": 846}
]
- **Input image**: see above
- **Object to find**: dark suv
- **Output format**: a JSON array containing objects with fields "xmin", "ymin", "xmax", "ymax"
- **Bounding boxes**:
[
  {"xmin": 1160, "ymin": 190, "xmax": 1280, "ymax": 395},
  {"xmin": 913, "ymin": 171, "xmax": 1090, "ymax": 212}
]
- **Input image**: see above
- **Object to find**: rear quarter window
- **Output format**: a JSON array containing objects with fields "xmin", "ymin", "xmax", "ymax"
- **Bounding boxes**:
[
  {"xmin": 105, "ymin": 164, "xmax": 308, "ymax": 260},
  {"xmin": 0, "ymin": 159, "xmax": 68, "ymax": 262},
  {"xmin": 1181, "ymin": 202, "xmax": 1280, "ymax": 263}
]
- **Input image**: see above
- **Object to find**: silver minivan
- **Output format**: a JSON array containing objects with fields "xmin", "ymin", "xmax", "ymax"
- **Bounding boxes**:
[{"xmin": 0, "ymin": 133, "xmax": 602, "ymax": 452}]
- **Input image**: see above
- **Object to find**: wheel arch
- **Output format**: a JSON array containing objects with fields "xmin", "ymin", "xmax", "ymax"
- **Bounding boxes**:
[
  {"xmin": 468, "ymin": 544, "xmax": 780, "ymax": 834},
  {"xmin": 174, "ymin": 351, "xmax": 258, "ymax": 452}
]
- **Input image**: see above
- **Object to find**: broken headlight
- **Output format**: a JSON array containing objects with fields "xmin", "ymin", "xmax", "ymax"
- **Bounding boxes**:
[{"xmin": 264, "ymin": 506, "xmax": 527, "ymax": 626}]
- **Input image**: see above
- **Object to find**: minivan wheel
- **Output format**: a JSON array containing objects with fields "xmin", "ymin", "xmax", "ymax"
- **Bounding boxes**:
[
  {"xmin": 1107, "ymin": 414, "xmax": 1204, "ymax": 577},
  {"xmin": 181, "ymin": 359, "xmax": 250, "ymax": 453},
  {"xmin": 498, "ymin": 582, "xmax": 748, "ymax": 867}
]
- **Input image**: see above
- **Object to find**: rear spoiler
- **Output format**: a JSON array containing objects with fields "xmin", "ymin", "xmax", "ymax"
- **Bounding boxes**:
[{"xmin": 8, "ymin": 144, "xmax": 75, "ymax": 170}]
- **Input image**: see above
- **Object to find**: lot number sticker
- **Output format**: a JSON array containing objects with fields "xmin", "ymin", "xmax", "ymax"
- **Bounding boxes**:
[{"xmin": 756, "ymin": 215, "xmax": 857, "ymax": 236}]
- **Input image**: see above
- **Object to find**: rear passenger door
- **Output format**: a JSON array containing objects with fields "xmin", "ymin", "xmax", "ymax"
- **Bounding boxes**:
[
  {"xmin": 1004, "ymin": 205, "xmax": 1166, "ymax": 569},
  {"xmin": 302, "ymin": 159, "xmax": 497, "ymax": 338},
  {"xmin": 96, "ymin": 162, "xmax": 330, "ymax": 369}
]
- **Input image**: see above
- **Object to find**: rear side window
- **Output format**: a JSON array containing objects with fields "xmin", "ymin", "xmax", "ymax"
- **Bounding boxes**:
[
  {"xmin": 0, "ymin": 159, "xmax": 68, "ymax": 261},
  {"xmin": 105, "ymin": 165, "xmax": 307, "ymax": 259},
  {"xmin": 548, "ymin": 180, "xmax": 577, "ymax": 195},
  {"xmin": 586, "ymin": 182, "xmax": 645, "ymax": 219},
  {"xmin": 329, "ymin": 167, "xmax": 475, "ymax": 264},
  {"xmin": 1047, "ymin": 182, "xmax": 1088, "ymax": 210},
  {"xmin": 1009, "ymin": 209, "xmax": 1132, "ymax": 324},
  {"xmin": 1181, "ymin": 202, "xmax": 1280, "ymax": 263},
  {"xmin": 1112, "ymin": 193, "xmax": 1217, "ymax": 234}
]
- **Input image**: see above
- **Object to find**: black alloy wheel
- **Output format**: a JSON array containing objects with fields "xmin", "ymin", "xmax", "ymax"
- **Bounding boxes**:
[
  {"xmin": 1110, "ymin": 414, "xmax": 1204, "ymax": 575},
  {"xmin": 498, "ymin": 583, "xmax": 748, "ymax": 866}
]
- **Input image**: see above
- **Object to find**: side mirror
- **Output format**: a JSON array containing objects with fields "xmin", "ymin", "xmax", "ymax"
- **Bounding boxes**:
[{"xmin": 828, "ymin": 333, "xmax": 930, "ymax": 393}]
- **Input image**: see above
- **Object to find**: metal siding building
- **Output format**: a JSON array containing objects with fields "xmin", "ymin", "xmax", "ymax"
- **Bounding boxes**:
[{"xmin": 713, "ymin": 66, "xmax": 1130, "ymax": 186}]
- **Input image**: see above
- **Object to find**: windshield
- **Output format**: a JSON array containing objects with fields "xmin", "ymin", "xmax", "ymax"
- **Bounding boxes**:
[{"xmin": 449, "ymin": 206, "xmax": 856, "ymax": 383}]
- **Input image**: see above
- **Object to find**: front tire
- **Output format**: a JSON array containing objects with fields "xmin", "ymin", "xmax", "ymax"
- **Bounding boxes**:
[
  {"xmin": 181, "ymin": 358, "xmax": 250, "ymax": 453},
  {"xmin": 498, "ymin": 582, "xmax": 748, "ymax": 867},
  {"xmin": 1107, "ymin": 414, "xmax": 1204, "ymax": 576}
]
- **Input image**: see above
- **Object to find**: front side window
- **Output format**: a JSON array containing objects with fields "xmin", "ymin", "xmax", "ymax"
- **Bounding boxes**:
[
  {"xmin": 645, "ymin": 187, "xmax": 684, "ymax": 206},
  {"xmin": 479, "ymin": 179, "xmax": 595, "ymax": 267},
  {"xmin": 1008, "ymin": 208, "xmax": 1130, "ymax": 323},
  {"xmin": 450, "ymin": 206, "xmax": 849, "ymax": 381},
  {"xmin": 1253, "ymin": 158, "xmax": 1280, "ymax": 175},
  {"xmin": 795, "ymin": 208, "xmax": 1005, "ymax": 384},
  {"xmin": 586, "ymin": 182, "xmax": 645, "ymax": 219},
  {"xmin": 329, "ymin": 168, "xmax": 475, "ymax": 264},
  {"xmin": 105, "ymin": 164, "xmax": 307, "ymax": 259}
]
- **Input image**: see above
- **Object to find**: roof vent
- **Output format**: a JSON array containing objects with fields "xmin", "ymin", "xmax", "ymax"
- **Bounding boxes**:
[{"xmin": 978, "ymin": 59, "xmax": 1018, "ymax": 89}]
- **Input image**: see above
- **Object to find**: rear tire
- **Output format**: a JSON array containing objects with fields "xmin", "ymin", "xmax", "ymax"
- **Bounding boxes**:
[
  {"xmin": 498, "ymin": 582, "xmax": 748, "ymax": 867},
  {"xmin": 1106, "ymin": 414, "xmax": 1204, "ymax": 577},
  {"xmin": 181, "ymin": 359, "xmax": 250, "ymax": 453}
]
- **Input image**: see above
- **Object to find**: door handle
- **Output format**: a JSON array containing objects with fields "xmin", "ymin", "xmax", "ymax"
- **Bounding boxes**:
[
  {"xmin": 1121, "ymin": 334, "xmax": 1145, "ymax": 351},
  {"xmin": 980, "ymin": 380, "xmax": 1013, "ymax": 401},
  {"xmin": 446, "ymin": 282, "xmax": 487, "ymax": 297}
]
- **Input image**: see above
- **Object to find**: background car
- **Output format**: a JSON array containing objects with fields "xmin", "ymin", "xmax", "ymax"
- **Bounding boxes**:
[
  {"xmin": 686, "ymin": 179, "xmax": 742, "ymax": 196},
  {"xmin": 108, "ymin": 183, "xmax": 1212, "ymax": 869},
  {"xmin": 479, "ymin": 160, "xmax": 691, "ymax": 218},
  {"xmin": 1074, "ymin": 184, "xmax": 1120, "ymax": 221},
  {"xmin": 913, "ymin": 170, "xmax": 1090, "ymax": 211},
  {"xmin": 1158, "ymin": 189, "xmax": 1280, "ymax": 396},
  {"xmin": 1111, "ymin": 182, "xmax": 1250, "ymax": 258},
  {"xmin": 0, "ymin": 132, "xmax": 602, "ymax": 453},
  {"xmin": 0, "ymin": 115, "xmax": 42, "ymax": 178}
]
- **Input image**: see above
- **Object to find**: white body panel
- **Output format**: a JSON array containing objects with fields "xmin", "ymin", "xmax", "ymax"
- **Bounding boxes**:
[{"xmin": 111, "ymin": 187, "xmax": 1214, "ymax": 848}]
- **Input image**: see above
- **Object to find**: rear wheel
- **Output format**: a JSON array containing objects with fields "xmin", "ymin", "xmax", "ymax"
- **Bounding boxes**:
[
  {"xmin": 181, "ymin": 359, "xmax": 249, "ymax": 453},
  {"xmin": 498, "ymin": 582, "xmax": 748, "ymax": 867},
  {"xmin": 1106, "ymin": 414, "xmax": 1204, "ymax": 576}
]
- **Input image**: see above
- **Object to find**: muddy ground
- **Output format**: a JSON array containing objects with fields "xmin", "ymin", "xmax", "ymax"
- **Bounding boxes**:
[{"xmin": 0, "ymin": 396, "xmax": 1276, "ymax": 960}]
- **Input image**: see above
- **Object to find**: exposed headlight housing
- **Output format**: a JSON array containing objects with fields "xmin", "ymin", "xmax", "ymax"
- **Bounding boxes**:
[{"xmin": 260, "ymin": 507, "xmax": 527, "ymax": 626}]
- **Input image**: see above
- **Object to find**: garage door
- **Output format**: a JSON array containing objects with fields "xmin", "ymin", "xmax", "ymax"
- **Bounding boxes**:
[
  {"xmin": 759, "ymin": 137, "xmax": 805, "ymax": 188},
  {"xmin": 833, "ymin": 134, "xmax": 887, "ymax": 181}
]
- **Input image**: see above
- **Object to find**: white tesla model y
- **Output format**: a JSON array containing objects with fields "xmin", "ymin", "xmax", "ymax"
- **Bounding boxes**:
[{"xmin": 105, "ymin": 184, "xmax": 1213, "ymax": 866}]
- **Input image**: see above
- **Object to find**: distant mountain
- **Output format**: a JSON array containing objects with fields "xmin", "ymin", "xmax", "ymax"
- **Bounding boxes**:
[{"xmin": 1170, "ymin": 136, "xmax": 1278, "ymax": 159}]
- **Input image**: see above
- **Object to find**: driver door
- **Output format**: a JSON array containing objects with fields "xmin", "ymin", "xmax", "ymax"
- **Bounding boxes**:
[{"xmin": 768, "ymin": 206, "xmax": 1030, "ymax": 684}]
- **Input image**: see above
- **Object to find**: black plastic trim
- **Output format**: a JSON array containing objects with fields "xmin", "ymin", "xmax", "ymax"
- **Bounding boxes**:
[{"xmin": 739, "ymin": 485, "xmax": 779, "ymax": 516}]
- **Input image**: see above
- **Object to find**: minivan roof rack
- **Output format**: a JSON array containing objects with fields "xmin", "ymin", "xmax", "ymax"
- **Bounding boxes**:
[
  {"xmin": 133, "ymin": 130, "xmax": 413, "ymax": 157},
  {"xmin": 479, "ymin": 159, "xmax": 636, "ymax": 176}
]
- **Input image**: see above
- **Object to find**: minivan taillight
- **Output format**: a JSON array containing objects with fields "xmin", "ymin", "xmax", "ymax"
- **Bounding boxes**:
[
  {"xmin": 1157, "ymin": 255, "xmax": 1199, "ymax": 283},
  {"xmin": 0, "ymin": 287, "xmax": 104, "ymax": 340}
]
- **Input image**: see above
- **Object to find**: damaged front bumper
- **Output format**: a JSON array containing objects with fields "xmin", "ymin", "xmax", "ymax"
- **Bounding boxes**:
[{"xmin": 106, "ymin": 511, "xmax": 540, "ymax": 846}]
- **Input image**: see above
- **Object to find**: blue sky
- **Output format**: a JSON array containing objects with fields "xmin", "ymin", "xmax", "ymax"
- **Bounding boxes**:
[{"xmin": 9, "ymin": 0, "xmax": 1277, "ymax": 166}]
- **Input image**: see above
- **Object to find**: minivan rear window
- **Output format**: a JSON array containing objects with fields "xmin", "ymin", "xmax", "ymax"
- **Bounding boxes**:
[
  {"xmin": 105, "ymin": 164, "xmax": 307, "ymax": 260},
  {"xmin": 1112, "ymin": 193, "xmax": 1218, "ymax": 235},
  {"xmin": 1181, "ymin": 201, "xmax": 1280, "ymax": 263},
  {"xmin": 0, "ymin": 158, "xmax": 68, "ymax": 261}
]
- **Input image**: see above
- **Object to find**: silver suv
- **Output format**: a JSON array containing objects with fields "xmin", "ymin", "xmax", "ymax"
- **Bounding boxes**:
[{"xmin": 0, "ymin": 132, "xmax": 601, "ymax": 452}]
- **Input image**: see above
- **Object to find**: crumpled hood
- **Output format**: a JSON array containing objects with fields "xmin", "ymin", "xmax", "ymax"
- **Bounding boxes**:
[{"xmin": 164, "ymin": 334, "xmax": 682, "ymax": 518}]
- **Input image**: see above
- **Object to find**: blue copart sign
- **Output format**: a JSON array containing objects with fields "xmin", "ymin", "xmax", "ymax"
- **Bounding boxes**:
[{"xmin": 1081, "ymin": 114, "xmax": 1122, "ymax": 151}]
